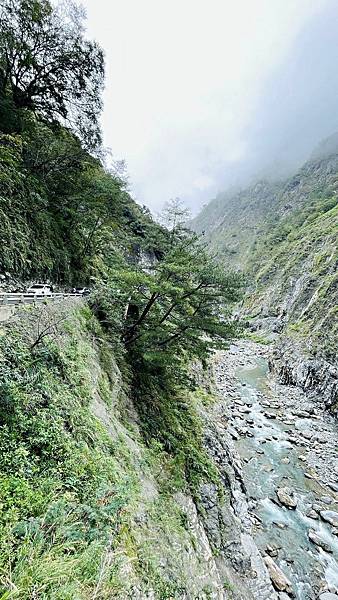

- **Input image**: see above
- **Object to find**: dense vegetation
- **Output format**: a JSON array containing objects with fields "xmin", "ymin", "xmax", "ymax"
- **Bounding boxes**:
[
  {"xmin": 0, "ymin": 0, "xmax": 242, "ymax": 366},
  {"xmin": 0, "ymin": 302, "xmax": 226, "ymax": 598},
  {"xmin": 0, "ymin": 1, "xmax": 242, "ymax": 597},
  {"xmin": 0, "ymin": 0, "xmax": 152, "ymax": 284}
]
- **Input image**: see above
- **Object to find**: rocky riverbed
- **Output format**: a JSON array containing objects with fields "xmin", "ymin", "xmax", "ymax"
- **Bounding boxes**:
[{"xmin": 213, "ymin": 340, "xmax": 338, "ymax": 600}]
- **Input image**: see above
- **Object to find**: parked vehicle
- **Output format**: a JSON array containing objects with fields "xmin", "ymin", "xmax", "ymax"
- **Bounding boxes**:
[
  {"xmin": 71, "ymin": 287, "xmax": 90, "ymax": 296},
  {"xmin": 26, "ymin": 283, "xmax": 52, "ymax": 295}
]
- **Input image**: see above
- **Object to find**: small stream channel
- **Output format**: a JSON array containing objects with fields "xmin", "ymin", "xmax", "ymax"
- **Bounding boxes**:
[{"xmin": 217, "ymin": 342, "xmax": 338, "ymax": 599}]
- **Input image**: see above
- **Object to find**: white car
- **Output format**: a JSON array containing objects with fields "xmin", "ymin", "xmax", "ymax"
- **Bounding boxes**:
[
  {"xmin": 26, "ymin": 283, "xmax": 52, "ymax": 296},
  {"xmin": 72, "ymin": 287, "xmax": 90, "ymax": 296}
]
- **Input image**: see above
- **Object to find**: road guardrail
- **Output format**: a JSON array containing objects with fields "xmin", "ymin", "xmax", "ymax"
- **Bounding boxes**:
[{"xmin": 0, "ymin": 292, "xmax": 83, "ymax": 306}]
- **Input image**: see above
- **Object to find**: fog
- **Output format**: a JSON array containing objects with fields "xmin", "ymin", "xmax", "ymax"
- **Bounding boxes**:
[{"xmin": 81, "ymin": 0, "xmax": 338, "ymax": 214}]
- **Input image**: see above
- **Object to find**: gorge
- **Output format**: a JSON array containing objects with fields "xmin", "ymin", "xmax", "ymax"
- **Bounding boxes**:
[{"xmin": 0, "ymin": 1, "xmax": 337, "ymax": 598}]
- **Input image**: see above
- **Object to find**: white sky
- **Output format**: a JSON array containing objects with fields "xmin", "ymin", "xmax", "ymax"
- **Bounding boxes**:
[{"xmin": 81, "ymin": 0, "xmax": 333, "ymax": 213}]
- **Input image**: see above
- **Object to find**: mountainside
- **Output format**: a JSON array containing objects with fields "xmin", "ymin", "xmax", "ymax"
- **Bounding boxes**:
[
  {"xmin": 193, "ymin": 181, "xmax": 281, "ymax": 270},
  {"xmin": 0, "ymin": 3, "xmax": 250, "ymax": 597},
  {"xmin": 0, "ymin": 300, "xmax": 250, "ymax": 599},
  {"xmin": 192, "ymin": 145, "xmax": 338, "ymax": 405}
]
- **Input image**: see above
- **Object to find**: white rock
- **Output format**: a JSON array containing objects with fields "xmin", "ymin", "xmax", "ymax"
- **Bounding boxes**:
[
  {"xmin": 321, "ymin": 496, "xmax": 334, "ymax": 505},
  {"xmin": 307, "ymin": 509, "xmax": 319, "ymax": 520}
]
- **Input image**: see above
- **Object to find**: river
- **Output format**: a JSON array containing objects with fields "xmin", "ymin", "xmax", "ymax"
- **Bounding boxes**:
[{"xmin": 215, "ymin": 341, "xmax": 338, "ymax": 600}]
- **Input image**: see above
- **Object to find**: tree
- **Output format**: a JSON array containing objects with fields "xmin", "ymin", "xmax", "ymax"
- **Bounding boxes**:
[
  {"xmin": 94, "ymin": 201, "xmax": 243, "ymax": 372},
  {"xmin": 124, "ymin": 240, "xmax": 241, "ymax": 358},
  {"xmin": 160, "ymin": 197, "xmax": 191, "ymax": 231},
  {"xmin": 0, "ymin": 0, "xmax": 104, "ymax": 148}
]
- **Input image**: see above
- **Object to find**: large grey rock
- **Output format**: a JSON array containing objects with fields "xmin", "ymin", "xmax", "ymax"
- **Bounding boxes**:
[
  {"xmin": 321, "ymin": 496, "xmax": 334, "ymax": 505},
  {"xmin": 307, "ymin": 509, "xmax": 319, "ymax": 520},
  {"xmin": 308, "ymin": 529, "xmax": 332, "ymax": 553},
  {"xmin": 276, "ymin": 487, "xmax": 297, "ymax": 509},
  {"xmin": 320, "ymin": 511, "xmax": 338, "ymax": 527},
  {"xmin": 319, "ymin": 593, "xmax": 338, "ymax": 600},
  {"xmin": 263, "ymin": 555, "xmax": 294, "ymax": 595},
  {"xmin": 271, "ymin": 341, "xmax": 338, "ymax": 412}
]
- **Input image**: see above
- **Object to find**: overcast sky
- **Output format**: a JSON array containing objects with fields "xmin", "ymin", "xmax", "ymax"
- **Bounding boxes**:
[{"xmin": 81, "ymin": 0, "xmax": 338, "ymax": 214}]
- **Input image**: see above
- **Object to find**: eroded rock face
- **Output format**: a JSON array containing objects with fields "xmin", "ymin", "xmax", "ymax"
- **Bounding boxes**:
[
  {"xmin": 270, "ymin": 341, "xmax": 338, "ymax": 414},
  {"xmin": 263, "ymin": 556, "xmax": 294, "ymax": 595},
  {"xmin": 276, "ymin": 487, "xmax": 297, "ymax": 509}
]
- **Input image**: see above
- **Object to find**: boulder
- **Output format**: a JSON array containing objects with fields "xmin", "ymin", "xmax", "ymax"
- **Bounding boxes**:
[
  {"xmin": 266, "ymin": 544, "xmax": 279, "ymax": 557},
  {"xmin": 308, "ymin": 529, "xmax": 332, "ymax": 553},
  {"xmin": 320, "ymin": 511, "xmax": 338, "ymax": 527},
  {"xmin": 321, "ymin": 496, "xmax": 334, "ymax": 505},
  {"xmin": 273, "ymin": 521, "xmax": 288, "ymax": 529},
  {"xmin": 319, "ymin": 593, "xmax": 338, "ymax": 600},
  {"xmin": 264, "ymin": 555, "xmax": 294, "ymax": 595},
  {"xmin": 307, "ymin": 509, "xmax": 319, "ymax": 520},
  {"xmin": 276, "ymin": 487, "xmax": 297, "ymax": 509}
]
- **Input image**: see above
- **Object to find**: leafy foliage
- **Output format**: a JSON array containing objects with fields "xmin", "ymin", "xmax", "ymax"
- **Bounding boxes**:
[
  {"xmin": 92, "ymin": 202, "xmax": 242, "ymax": 374},
  {"xmin": 0, "ymin": 304, "xmax": 227, "ymax": 599},
  {"xmin": 0, "ymin": 123, "xmax": 153, "ymax": 282},
  {"xmin": 0, "ymin": 305, "xmax": 140, "ymax": 597},
  {"xmin": 0, "ymin": 0, "xmax": 104, "ymax": 147},
  {"xmin": 0, "ymin": 1, "xmax": 153, "ymax": 284}
]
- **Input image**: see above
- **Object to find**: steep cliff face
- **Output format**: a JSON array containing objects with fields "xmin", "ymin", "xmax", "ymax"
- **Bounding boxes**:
[
  {"xmin": 193, "ymin": 181, "xmax": 280, "ymax": 270},
  {"xmin": 250, "ymin": 182, "xmax": 337, "ymax": 352},
  {"xmin": 0, "ymin": 301, "xmax": 273, "ymax": 599},
  {"xmin": 192, "ymin": 143, "xmax": 338, "ymax": 406}
]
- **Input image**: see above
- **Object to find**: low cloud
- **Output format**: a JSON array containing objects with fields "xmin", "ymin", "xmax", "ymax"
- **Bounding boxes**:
[{"xmin": 81, "ymin": 0, "xmax": 338, "ymax": 213}]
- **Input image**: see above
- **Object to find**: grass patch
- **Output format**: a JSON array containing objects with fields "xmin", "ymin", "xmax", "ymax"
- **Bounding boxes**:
[{"xmin": 0, "ymin": 304, "xmax": 140, "ymax": 598}]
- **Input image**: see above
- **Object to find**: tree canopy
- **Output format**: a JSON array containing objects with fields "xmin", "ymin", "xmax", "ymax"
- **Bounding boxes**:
[
  {"xmin": 92, "ymin": 200, "xmax": 243, "ymax": 379},
  {"xmin": 0, "ymin": 0, "xmax": 104, "ymax": 147}
]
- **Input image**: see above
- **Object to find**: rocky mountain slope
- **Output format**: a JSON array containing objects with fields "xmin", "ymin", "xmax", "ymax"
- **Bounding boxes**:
[
  {"xmin": 0, "ymin": 2, "xmax": 253, "ymax": 597},
  {"xmin": 192, "ymin": 137, "xmax": 338, "ymax": 408}
]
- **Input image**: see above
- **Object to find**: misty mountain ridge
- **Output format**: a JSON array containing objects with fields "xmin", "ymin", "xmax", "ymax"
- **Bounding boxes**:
[
  {"xmin": 192, "ymin": 131, "xmax": 338, "ymax": 361},
  {"xmin": 193, "ymin": 130, "xmax": 338, "ymax": 242},
  {"xmin": 310, "ymin": 130, "xmax": 338, "ymax": 161}
]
